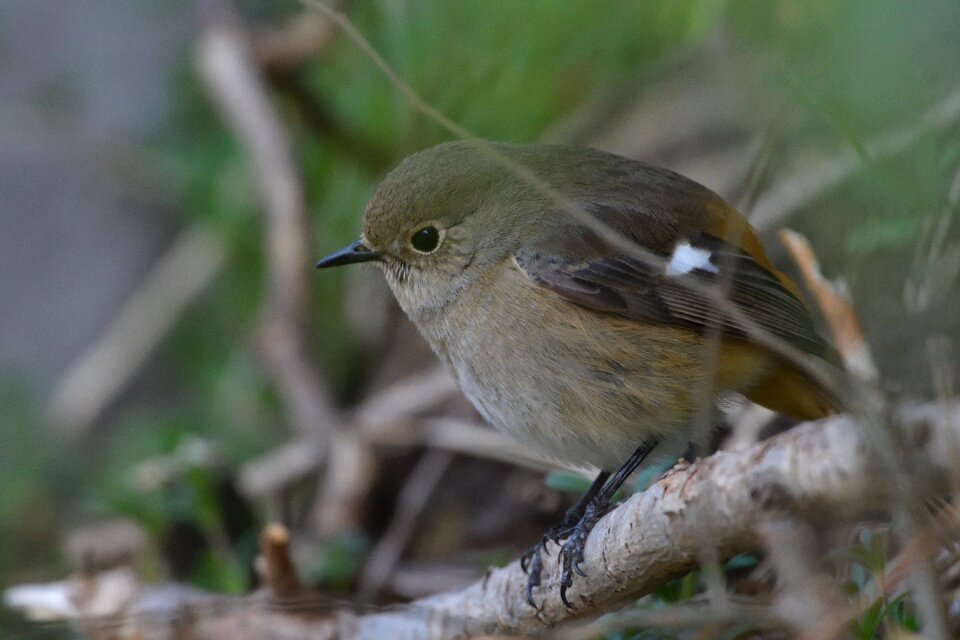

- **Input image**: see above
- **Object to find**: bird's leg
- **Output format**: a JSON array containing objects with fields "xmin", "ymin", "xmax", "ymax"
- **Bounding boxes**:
[
  {"xmin": 522, "ymin": 470, "xmax": 609, "ymax": 607},
  {"xmin": 557, "ymin": 440, "xmax": 658, "ymax": 608}
]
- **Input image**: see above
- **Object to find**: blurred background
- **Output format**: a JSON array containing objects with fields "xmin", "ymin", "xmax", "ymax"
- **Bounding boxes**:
[{"xmin": 2, "ymin": 0, "xmax": 959, "ymax": 637}]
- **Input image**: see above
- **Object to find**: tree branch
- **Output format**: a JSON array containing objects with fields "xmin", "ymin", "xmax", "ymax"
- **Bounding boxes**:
[
  {"xmin": 12, "ymin": 402, "xmax": 957, "ymax": 638},
  {"xmin": 47, "ymin": 227, "xmax": 227, "ymax": 437},
  {"xmin": 197, "ymin": 5, "xmax": 342, "ymax": 445},
  {"xmin": 340, "ymin": 403, "xmax": 958, "ymax": 637}
]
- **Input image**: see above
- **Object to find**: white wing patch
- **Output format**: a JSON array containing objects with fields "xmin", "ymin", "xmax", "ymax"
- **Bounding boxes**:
[{"xmin": 665, "ymin": 241, "xmax": 718, "ymax": 276}]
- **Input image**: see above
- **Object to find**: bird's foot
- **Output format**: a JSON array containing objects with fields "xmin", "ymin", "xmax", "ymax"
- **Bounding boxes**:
[
  {"xmin": 520, "ymin": 534, "xmax": 548, "ymax": 607},
  {"xmin": 557, "ymin": 500, "xmax": 614, "ymax": 608},
  {"xmin": 521, "ymin": 517, "xmax": 580, "ymax": 607}
]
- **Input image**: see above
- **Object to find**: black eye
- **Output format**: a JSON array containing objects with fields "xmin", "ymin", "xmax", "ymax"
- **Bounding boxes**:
[{"xmin": 410, "ymin": 226, "xmax": 440, "ymax": 253}]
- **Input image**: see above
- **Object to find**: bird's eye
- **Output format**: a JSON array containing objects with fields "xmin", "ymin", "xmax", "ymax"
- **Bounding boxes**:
[{"xmin": 410, "ymin": 226, "xmax": 441, "ymax": 253}]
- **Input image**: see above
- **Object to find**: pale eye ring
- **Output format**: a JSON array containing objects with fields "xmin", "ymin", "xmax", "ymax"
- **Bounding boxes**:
[{"xmin": 409, "ymin": 225, "xmax": 443, "ymax": 254}]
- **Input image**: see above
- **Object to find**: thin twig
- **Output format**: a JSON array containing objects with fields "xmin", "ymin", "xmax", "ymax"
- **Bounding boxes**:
[
  {"xmin": 48, "ymin": 226, "xmax": 227, "ymax": 436},
  {"xmin": 197, "ymin": 7, "xmax": 342, "ymax": 445},
  {"xmin": 259, "ymin": 523, "xmax": 302, "ymax": 599},
  {"xmin": 751, "ymin": 86, "xmax": 960, "ymax": 230},
  {"xmin": 782, "ymin": 228, "xmax": 952, "ymax": 639},
  {"xmin": 779, "ymin": 229, "xmax": 877, "ymax": 380},
  {"xmin": 357, "ymin": 450, "xmax": 454, "ymax": 602}
]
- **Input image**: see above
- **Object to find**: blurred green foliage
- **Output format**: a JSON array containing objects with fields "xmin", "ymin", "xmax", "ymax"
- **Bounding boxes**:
[
  {"xmin": 306, "ymin": 0, "xmax": 723, "ymax": 146},
  {"xmin": 0, "ymin": 383, "xmax": 71, "ymax": 577},
  {"xmin": 304, "ymin": 530, "xmax": 370, "ymax": 589}
]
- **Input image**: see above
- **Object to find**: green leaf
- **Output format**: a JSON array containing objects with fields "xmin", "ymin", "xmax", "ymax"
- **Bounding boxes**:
[
  {"xmin": 306, "ymin": 531, "xmax": 371, "ymax": 589},
  {"xmin": 545, "ymin": 470, "xmax": 594, "ymax": 494}
]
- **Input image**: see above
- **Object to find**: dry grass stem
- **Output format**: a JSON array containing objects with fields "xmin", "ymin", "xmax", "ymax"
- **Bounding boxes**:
[
  {"xmin": 751, "ymin": 85, "xmax": 960, "ymax": 230},
  {"xmin": 780, "ymin": 228, "xmax": 877, "ymax": 379}
]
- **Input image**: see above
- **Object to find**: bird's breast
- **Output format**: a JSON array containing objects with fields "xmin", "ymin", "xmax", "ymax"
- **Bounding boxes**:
[{"xmin": 412, "ymin": 259, "xmax": 769, "ymax": 471}]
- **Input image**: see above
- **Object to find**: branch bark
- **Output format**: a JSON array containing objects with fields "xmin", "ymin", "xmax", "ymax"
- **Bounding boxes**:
[
  {"xmin": 340, "ymin": 403, "xmax": 958, "ymax": 637},
  {"xmin": 13, "ymin": 402, "xmax": 957, "ymax": 638}
]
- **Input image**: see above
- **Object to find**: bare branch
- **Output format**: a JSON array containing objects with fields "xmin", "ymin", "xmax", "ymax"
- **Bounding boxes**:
[
  {"xmin": 9, "ymin": 403, "xmax": 960, "ymax": 638},
  {"xmin": 197, "ymin": 8, "xmax": 342, "ymax": 444},
  {"xmin": 48, "ymin": 226, "xmax": 227, "ymax": 436},
  {"xmin": 340, "ymin": 403, "xmax": 958, "ymax": 637}
]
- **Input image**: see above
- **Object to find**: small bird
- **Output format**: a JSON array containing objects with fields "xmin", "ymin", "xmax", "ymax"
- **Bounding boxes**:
[{"xmin": 317, "ymin": 141, "xmax": 838, "ymax": 607}]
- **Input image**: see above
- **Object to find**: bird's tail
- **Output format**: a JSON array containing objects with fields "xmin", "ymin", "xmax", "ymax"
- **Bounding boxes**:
[{"xmin": 746, "ymin": 362, "xmax": 840, "ymax": 421}]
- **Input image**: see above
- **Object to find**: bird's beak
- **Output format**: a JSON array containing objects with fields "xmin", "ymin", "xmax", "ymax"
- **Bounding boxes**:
[{"xmin": 316, "ymin": 240, "xmax": 382, "ymax": 269}]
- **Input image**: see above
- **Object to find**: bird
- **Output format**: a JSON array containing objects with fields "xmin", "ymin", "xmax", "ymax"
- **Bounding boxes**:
[{"xmin": 316, "ymin": 140, "xmax": 838, "ymax": 607}]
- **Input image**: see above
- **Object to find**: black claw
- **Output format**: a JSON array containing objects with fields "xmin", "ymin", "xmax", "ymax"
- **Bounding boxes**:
[
  {"xmin": 524, "ymin": 506, "xmax": 599, "ymax": 609},
  {"xmin": 525, "ymin": 556, "xmax": 539, "ymax": 608},
  {"xmin": 558, "ymin": 540, "xmax": 577, "ymax": 607},
  {"xmin": 521, "ymin": 535, "xmax": 546, "ymax": 574},
  {"xmin": 522, "ymin": 536, "xmax": 552, "ymax": 607},
  {"xmin": 555, "ymin": 501, "xmax": 609, "ymax": 606},
  {"xmin": 559, "ymin": 573, "xmax": 575, "ymax": 609},
  {"xmin": 572, "ymin": 557, "xmax": 587, "ymax": 578},
  {"xmin": 519, "ymin": 443, "xmax": 659, "ymax": 607},
  {"xmin": 522, "ymin": 519, "xmax": 579, "ymax": 608}
]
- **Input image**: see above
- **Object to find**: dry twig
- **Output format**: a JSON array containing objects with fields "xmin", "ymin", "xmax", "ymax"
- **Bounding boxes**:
[
  {"xmin": 780, "ymin": 229, "xmax": 877, "ymax": 380},
  {"xmin": 48, "ymin": 227, "xmax": 227, "ymax": 436},
  {"xmin": 357, "ymin": 450, "xmax": 455, "ymax": 601},
  {"xmin": 782, "ymin": 229, "xmax": 952, "ymax": 639},
  {"xmin": 14, "ymin": 402, "xmax": 958, "ymax": 638},
  {"xmin": 197, "ymin": 6, "xmax": 342, "ymax": 447},
  {"xmin": 259, "ymin": 523, "xmax": 302, "ymax": 600}
]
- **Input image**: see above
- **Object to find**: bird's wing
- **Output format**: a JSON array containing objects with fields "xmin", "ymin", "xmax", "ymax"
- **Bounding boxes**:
[{"xmin": 513, "ymin": 202, "xmax": 832, "ymax": 360}]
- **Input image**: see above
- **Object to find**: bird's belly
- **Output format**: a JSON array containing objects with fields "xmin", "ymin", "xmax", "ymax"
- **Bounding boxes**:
[
  {"xmin": 421, "ymin": 262, "xmax": 770, "ymax": 471},
  {"xmin": 452, "ymin": 350, "xmax": 696, "ymax": 472}
]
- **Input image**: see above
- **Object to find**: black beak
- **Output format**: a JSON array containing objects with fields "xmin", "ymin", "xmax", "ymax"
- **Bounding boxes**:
[{"xmin": 316, "ymin": 240, "xmax": 382, "ymax": 269}]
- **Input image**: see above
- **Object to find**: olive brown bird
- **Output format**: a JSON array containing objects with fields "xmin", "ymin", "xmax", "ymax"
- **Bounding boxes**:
[{"xmin": 316, "ymin": 141, "xmax": 838, "ymax": 607}]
